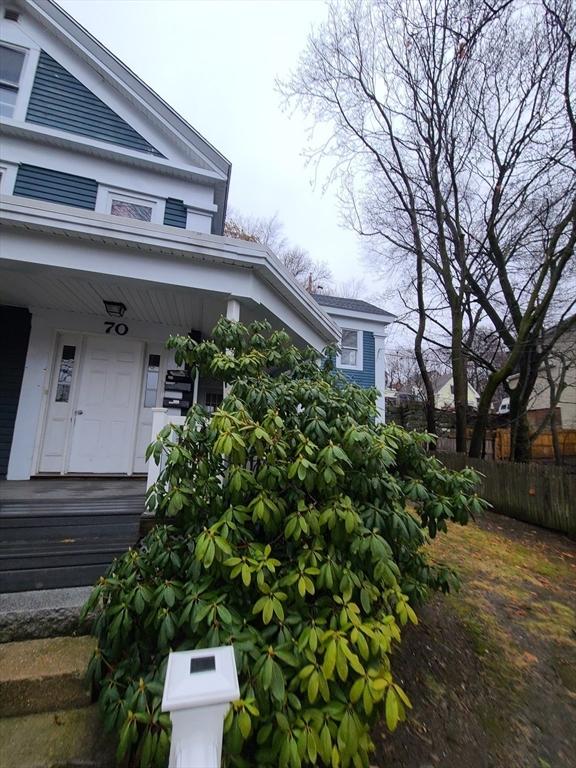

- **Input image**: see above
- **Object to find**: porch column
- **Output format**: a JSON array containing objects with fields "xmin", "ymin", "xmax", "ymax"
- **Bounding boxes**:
[
  {"xmin": 374, "ymin": 335, "xmax": 387, "ymax": 423},
  {"xmin": 147, "ymin": 407, "xmax": 168, "ymax": 490},
  {"xmin": 226, "ymin": 298, "xmax": 241, "ymax": 322},
  {"xmin": 224, "ymin": 299, "xmax": 240, "ymax": 399}
]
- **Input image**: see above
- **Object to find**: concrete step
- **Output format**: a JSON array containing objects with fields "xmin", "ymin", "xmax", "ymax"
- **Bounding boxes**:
[
  {"xmin": 0, "ymin": 586, "xmax": 92, "ymax": 643},
  {"xmin": 0, "ymin": 635, "xmax": 95, "ymax": 718},
  {"xmin": 0, "ymin": 705, "xmax": 115, "ymax": 768}
]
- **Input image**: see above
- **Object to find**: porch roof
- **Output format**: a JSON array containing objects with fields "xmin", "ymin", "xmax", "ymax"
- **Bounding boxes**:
[{"xmin": 0, "ymin": 195, "xmax": 339, "ymax": 349}]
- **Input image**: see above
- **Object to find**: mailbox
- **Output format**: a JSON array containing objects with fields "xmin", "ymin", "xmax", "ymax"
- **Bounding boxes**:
[
  {"xmin": 162, "ymin": 645, "xmax": 240, "ymax": 768},
  {"xmin": 163, "ymin": 369, "xmax": 195, "ymax": 413}
]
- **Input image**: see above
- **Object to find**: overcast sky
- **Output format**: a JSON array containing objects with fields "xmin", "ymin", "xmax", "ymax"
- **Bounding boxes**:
[{"xmin": 58, "ymin": 0, "xmax": 372, "ymax": 290}]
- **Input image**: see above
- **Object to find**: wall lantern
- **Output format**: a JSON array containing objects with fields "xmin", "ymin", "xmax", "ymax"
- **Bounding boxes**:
[{"xmin": 103, "ymin": 300, "xmax": 127, "ymax": 317}]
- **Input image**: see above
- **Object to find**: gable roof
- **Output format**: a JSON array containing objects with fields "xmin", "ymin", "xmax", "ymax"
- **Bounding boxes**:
[
  {"xmin": 312, "ymin": 293, "xmax": 393, "ymax": 317},
  {"xmin": 21, "ymin": 1, "xmax": 231, "ymax": 172},
  {"xmin": 433, "ymin": 372, "xmax": 452, "ymax": 391}
]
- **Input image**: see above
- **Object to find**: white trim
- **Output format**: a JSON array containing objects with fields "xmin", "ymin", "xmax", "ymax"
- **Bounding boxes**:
[
  {"xmin": 0, "ymin": 195, "xmax": 340, "ymax": 347},
  {"xmin": 95, "ymin": 185, "xmax": 165, "ymax": 225},
  {"xmin": 321, "ymin": 305, "xmax": 396, "ymax": 326},
  {"xmin": 0, "ymin": 160, "xmax": 18, "ymax": 194},
  {"xmin": 337, "ymin": 327, "xmax": 363, "ymax": 371},
  {"xmin": 0, "ymin": 119, "xmax": 227, "ymax": 183}
]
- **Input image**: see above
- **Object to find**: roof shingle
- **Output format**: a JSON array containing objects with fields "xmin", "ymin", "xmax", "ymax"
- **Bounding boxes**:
[{"xmin": 312, "ymin": 293, "xmax": 393, "ymax": 317}]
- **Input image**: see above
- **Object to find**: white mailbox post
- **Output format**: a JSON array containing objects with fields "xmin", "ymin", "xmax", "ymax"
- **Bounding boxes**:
[{"xmin": 162, "ymin": 645, "xmax": 240, "ymax": 768}]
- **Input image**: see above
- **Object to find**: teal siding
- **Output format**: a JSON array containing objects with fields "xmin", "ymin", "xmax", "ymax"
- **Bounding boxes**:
[
  {"xmin": 163, "ymin": 198, "xmax": 187, "ymax": 228},
  {"xmin": 339, "ymin": 331, "xmax": 375, "ymax": 388},
  {"xmin": 27, "ymin": 51, "xmax": 163, "ymax": 156},
  {"xmin": 13, "ymin": 164, "xmax": 98, "ymax": 210}
]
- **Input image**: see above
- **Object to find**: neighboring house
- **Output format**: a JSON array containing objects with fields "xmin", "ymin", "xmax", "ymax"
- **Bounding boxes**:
[
  {"xmin": 312, "ymin": 295, "xmax": 396, "ymax": 419},
  {"xmin": 505, "ymin": 324, "xmax": 576, "ymax": 429},
  {"xmin": 0, "ymin": 0, "xmax": 342, "ymax": 482},
  {"xmin": 432, "ymin": 373, "xmax": 480, "ymax": 410}
]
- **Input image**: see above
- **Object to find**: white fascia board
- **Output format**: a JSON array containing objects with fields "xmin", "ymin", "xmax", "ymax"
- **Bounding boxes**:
[
  {"xmin": 0, "ymin": 195, "xmax": 339, "ymax": 344},
  {"xmin": 0, "ymin": 120, "xmax": 227, "ymax": 185},
  {"xmin": 324, "ymin": 308, "xmax": 396, "ymax": 335},
  {"xmin": 24, "ymin": 0, "xmax": 231, "ymax": 177}
]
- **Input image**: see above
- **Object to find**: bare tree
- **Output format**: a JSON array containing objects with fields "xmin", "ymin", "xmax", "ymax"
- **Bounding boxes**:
[
  {"xmin": 280, "ymin": 0, "xmax": 576, "ymax": 459},
  {"xmin": 225, "ymin": 209, "xmax": 333, "ymax": 290}
]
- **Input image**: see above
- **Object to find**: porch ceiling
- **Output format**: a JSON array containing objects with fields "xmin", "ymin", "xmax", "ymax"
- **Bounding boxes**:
[{"xmin": 0, "ymin": 264, "xmax": 228, "ymax": 333}]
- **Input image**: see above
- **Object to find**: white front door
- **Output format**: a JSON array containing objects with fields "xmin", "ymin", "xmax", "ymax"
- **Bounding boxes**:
[{"xmin": 67, "ymin": 335, "xmax": 143, "ymax": 473}]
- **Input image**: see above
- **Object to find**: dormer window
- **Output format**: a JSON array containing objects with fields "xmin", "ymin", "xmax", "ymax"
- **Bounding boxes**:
[{"xmin": 0, "ymin": 44, "xmax": 25, "ymax": 117}]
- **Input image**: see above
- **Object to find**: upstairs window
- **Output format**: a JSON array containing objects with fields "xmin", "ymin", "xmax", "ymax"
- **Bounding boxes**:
[
  {"xmin": 97, "ymin": 186, "xmax": 163, "ymax": 224},
  {"xmin": 0, "ymin": 44, "xmax": 25, "ymax": 118},
  {"xmin": 111, "ymin": 198, "xmax": 153, "ymax": 222},
  {"xmin": 341, "ymin": 329, "xmax": 360, "ymax": 367}
]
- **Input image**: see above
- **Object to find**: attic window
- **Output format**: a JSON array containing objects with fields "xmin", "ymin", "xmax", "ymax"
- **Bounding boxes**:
[{"xmin": 0, "ymin": 44, "xmax": 25, "ymax": 118}]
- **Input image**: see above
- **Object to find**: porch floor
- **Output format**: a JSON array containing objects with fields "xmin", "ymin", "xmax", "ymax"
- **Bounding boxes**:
[
  {"xmin": 0, "ymin": 477, "xmax": 146, "ymax": 502},
  {"xmin": 0, "ymin": 478, "xmax": 146, "ymax": 593}
]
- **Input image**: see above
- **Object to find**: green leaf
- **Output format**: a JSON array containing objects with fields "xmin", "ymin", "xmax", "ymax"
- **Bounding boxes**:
[{"xmin": 385, "ymin": 686, "xmax": 399, "ymax": 731}]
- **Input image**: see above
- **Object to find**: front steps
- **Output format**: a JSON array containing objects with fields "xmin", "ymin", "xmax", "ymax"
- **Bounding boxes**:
[
  {"xmin": 0, "ymin": 495, "xmax": 143, "ymax": 592},
  {"xmin": 0, "ymin": 635, "xmax": 115, "ymax": 768}
]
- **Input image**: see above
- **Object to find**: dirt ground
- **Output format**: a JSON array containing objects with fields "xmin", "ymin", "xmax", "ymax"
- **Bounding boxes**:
[{"xmin": 373, "ymin": 510, "xmax": 576, "ymax": 768}]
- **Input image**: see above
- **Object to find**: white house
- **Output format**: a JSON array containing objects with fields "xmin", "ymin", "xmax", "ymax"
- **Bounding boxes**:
[
  {"xmin": 0, "ymin": 1, "xmax": 399, "ymax": 593},
  {"xmin": 432, "ymin": 373, "xmax": 480, "ymax": 410},
  {"xmin": 0, "ymin": 0, "xmax": 396, "ymax": 486}
]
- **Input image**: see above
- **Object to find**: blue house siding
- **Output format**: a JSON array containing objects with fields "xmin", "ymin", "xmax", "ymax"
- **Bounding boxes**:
[
  {"xmin": 27, "ymin": 51, "xmax": 163, "ymax": 157},
  {"xmin": 339, "ymin": 331, "xmax": 375, "ymax": 388},
  {"xmin": 163, "ymin": 198, "xmax": 187, "ymax": 228},
  {"xmin": 13, "ymin": 164, "xmax": 98, "ymax": 210}
]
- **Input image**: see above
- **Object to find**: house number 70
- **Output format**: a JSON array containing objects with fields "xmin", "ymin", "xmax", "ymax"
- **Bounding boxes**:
[{"xmin": 104, "ymin": 321, "xmax": 129, "ymax": 335}]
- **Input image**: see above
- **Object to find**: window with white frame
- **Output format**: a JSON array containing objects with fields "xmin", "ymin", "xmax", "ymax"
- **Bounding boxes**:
[
  {"xmin": 340, "ymin": 328, "xmax": 362, "ymax": 369},
  {"xmin": 97, "ymin": 187, "xmax": 164, "ymax": 224},
  {"xmin": 0, "ymin": 43, "xmax": 26, "ymax": 118},
  {"xmin": 0, "ymin": 161, "xmax": 18, "ymax": 194}
]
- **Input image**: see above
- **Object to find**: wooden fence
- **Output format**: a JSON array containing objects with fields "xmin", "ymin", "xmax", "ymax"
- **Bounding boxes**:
[
  {"xmin": 437, "ymin": 453, "xmax": 576, "ymax": 538},
  {"xmin": 495, "ymin": 428, "xmax": 576, "ymax": 461}
]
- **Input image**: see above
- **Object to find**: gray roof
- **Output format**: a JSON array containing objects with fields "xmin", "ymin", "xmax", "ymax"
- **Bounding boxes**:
[{"xmin": 312, "ymin": 293, "xmax": 393, "ymax": 317}]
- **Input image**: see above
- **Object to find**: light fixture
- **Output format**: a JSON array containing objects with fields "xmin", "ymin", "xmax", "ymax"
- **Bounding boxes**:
[{"xmin": 103, "ymin": 300, "xmax": 127, "ymax": 317}]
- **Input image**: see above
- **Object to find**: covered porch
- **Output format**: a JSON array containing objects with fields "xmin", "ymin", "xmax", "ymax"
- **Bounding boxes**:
[{"xmin": 0, "ymin": 195, "xmax": 338, "ymax": 483}]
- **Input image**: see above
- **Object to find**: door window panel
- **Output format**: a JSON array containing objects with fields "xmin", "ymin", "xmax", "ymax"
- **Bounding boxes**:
[
  {"xmin": 55, "ymin": 345, "xmax": 76, "ymax": 402},
  {"xmin": 144, "ymin": 354, "xmax": 160, "ymax": 407}
]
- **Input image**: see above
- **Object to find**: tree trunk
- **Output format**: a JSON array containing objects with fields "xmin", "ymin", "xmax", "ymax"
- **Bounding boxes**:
[
  {"xmin": 469, "ymin": 373, "xmax": 501, "ymax": 458},
  {"xmin": 550, "ymin": 408, "xmax": 563, "ymax": 465},
  {"xmin": 414, "ymin": 250, "xmax": 437, "ymax": 442},
  {"xmin": 451, "ymin": 311, "xmax": 468, "ymax": 453}
]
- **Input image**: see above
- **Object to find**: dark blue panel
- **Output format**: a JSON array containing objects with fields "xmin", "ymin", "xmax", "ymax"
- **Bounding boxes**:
[
  {"xmin": 163, "ymin": 198, "xmax": 187, "ymax": 228},
  {"xmin": 13, "ymin": 164, "xmax": 98, "ymax": 210},
  {"xmin": 338, "ymin": 331, "xmax": 376, "ymax": 388},
  {"xmin": 0, "ymin": 307, "xmax": 31, "ymax": 477},
  {"xmin": 27, "ymin": 51, "xmax": 163, "ymax": 156}
]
